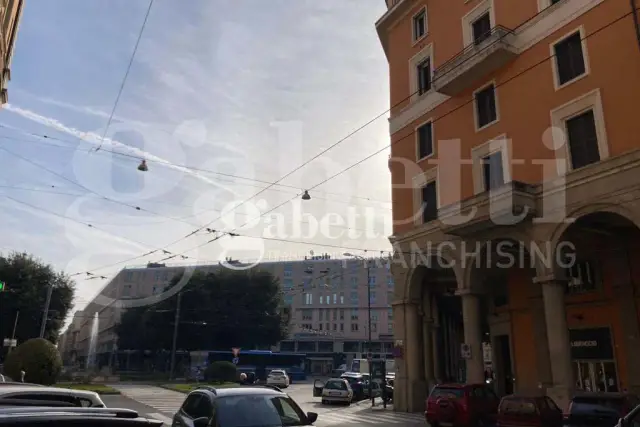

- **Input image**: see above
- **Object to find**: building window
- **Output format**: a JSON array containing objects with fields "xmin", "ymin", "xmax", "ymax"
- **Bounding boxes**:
[
  {"xmin": 387, "ymin": 276, "xmax": 394, "ymax": 287},
  {"xmin": 553, "ymin": 30, "xmax": 586, "ymax": 87},
  {"xmin": 475, "ymin": 84, "xmax": 498, "ymax": 129},
  {"xmin": 350, "ymin": 277, "xmax": 358, "ymax": 288},
  {"xmin": 482, "ymin": 151, "xmax": 505, "ymax": 191},
  {"xmin": 566, "ymin": 110, "xmax": 600, "ymax": 169},
  {"xmin": 333, "ymin": 294, "xmax": 337, "ymax": 304},
  {"xmin": 370, "ymin": 291, "xmax": 377, "ymax": 304},
  {"xmin": 339, "ymin": 293, "xmax": 344, "ymax": 304},
  {"xmin": 372, "ymin": 323, "xmax": 378, "ymax": 332},
  {"xmin": 368, "ymin": 276, "xmax": 376, "ymax": 287},
  {"xmin": 387, "ymin": 290, "xmax": 394, "ymax": 303},
  {"xmin": 416, "ymin": 121, "xmax": 433, "ymax": 160},
  {"xmin": 304, "ymin": 293, "xmax": 313, "ymax": 305},
  {"xmin": 325, "ymin": 322, "xmax": 330, "ymax": 331},
  {"xmin": 472, "ymin": 12, "xmax": 491, "ymax": 45},
  {"xmin": 413, "ymin": 8, "xmax": 427, "ymax": 41},
  {"xmin": 566, "ymin": 260, "xmax": 598, "ymax": 293},
  {"xmin": 125, "ymin": 271, "xmax": 134, "ymax": 282},
  {"xmin": 350, "ymin": 291, "xmax": 358, "ymax": 305},
  {"xmin": 283, "ymin": 279, "xmax": 293, "ymax": 291},
  {"xmin": 284, "ymin": 294, "xmax": 293, "ymax": 305},
  {"xmin": 302, "ymin": 309, "xmax": 313, "ymax": 321},
  {"xmin": 340, "ymin": 323, "xmax": 344, "ymax": 332},
  {"xmin": 388, "ymin": 323, "xmax": 393, "ymax": 333},
  {"xmin": 421, "ymin": 181, "xmax": 438, "ymax": 223},
  {"xmin": 351, "ymin": 309, "xmax": 359, "ymax": 320},
  {"xmin": 351, "ymin": 323, "xmax": 359, "ymax": 332},
  {"xmin": 417, "ymin": 57, "xmax": 432, "ymax": 95},
  {"xmin": 388, "ymin": 308, "xmax": 393, "ymax": 319},
  {"xmin": 339, "ymin": 309, "xmax": 345, "ymax": 321}
]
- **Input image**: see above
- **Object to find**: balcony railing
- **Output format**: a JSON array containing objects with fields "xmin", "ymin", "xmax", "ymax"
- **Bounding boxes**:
[
  {"xmin": 438, "ymin": 181, "xmax": 538, "ymax": 237},
  {"xmin": 433, "ymin": 25, "xmax": 518, "ymax": 96}
]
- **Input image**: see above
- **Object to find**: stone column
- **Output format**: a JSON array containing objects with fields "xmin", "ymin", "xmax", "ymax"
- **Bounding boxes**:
[
  {"xmin": 432, "ymin": 301, "xmax": 442, "ymax": 383},
  {"xmin": 421, "ymin": 292, "xmax": 435, "ymax": 391},
  {"xmin": 405, "ymin": 301, "xmax": 427, "ymax": 412},
  {"xmin": 537, "ymin": 276, "xmax": 573, "ymax": 410},
  {"xmin": 460, "ymin": 290, "xmax": 484, "ymax": 384}
]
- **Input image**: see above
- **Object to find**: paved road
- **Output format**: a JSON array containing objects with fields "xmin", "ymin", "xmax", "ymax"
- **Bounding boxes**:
[{"xmin": 109, "ymin": 383, "xmax": 425, "ymax": 426}]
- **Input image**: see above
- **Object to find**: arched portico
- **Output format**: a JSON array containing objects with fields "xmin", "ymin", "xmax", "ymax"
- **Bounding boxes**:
[
  {"xmin": 462, "ymin": 237, "xmax": 554, "ymax": 395},
  {"xmin": 543, "ymin": 209, "xmax": 640, "ymax": 397},
  {"xmin": 392, "ymin": 252, "xmax": 462, "ymax": 412}
]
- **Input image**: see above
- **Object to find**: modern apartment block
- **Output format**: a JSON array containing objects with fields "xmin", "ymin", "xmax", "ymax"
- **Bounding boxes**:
[
  {"xmin": 61, "ymin": 255, "xmax": 396, "ymax": 374},
  {"xmin": 0, "ymin": 0, "xmax": 22, "ymax": 104},
  {"xmin": 378, "ymin": 0, "xmax": 640, "ymax": 412}
]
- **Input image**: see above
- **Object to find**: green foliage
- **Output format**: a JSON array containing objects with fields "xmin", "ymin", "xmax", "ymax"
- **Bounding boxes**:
[
  {"xmin": 116, "ymin": 269, "xmax": 288, "ymax": 351},
  {"xmin": 0, "ymin": 252, "xmax": 75, "ymax": 345},
  {"xmin": 3, "ymin": 338, "xmax": 62, "ymax": 385},
  {"xmin": 204, "ymin": 361, "xmax": 237, "ymax": 383}
]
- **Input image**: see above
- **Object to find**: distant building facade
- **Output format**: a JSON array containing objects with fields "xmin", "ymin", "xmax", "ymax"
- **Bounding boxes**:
[{"xmin": 62, "ymin": 254, "xmax": 396, "ymax": 374}]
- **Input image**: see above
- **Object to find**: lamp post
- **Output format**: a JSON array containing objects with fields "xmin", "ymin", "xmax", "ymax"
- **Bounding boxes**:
[{"xmin": 344, "ymin": 252, "xmax": 373, "ymax": 407}]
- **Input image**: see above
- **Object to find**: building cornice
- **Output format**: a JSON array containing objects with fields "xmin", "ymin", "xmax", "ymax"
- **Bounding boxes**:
[{"xmin": 376, "ymin": 0, "xmax": 417, "ymax": 59}]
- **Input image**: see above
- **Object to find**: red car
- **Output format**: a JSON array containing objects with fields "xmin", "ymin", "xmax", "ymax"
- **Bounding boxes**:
[
  {"xmin": 425, "ymin": 383, "xmax": 500, "ymax": 427},
  {"xmin": 497, "ymin": 394, "xmax": 563, "ymax": 427}
]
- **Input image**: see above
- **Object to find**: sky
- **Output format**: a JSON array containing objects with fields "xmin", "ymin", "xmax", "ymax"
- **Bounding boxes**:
[{"xmin": 0, "ymin": 0, "xmax": 393, "ymax": 315}]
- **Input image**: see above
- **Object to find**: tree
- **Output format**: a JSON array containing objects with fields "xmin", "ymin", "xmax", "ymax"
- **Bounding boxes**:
[
  {"xmin": 3, "ymin": 338, "xmax": 63, "ymax": 384},
  {"xmin": 0, "ymin": 252, "xmax": 75, "ymax": 347},
  {"xmin": 115, "ymin": 268, "xmax": 288, "ymax": 351}
]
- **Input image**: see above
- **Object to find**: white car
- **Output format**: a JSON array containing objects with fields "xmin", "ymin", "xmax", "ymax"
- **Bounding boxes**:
[
  {"xmin": 0, "ymin": 385, "xmax": 105, "ymax": 407},
  {"xmin": 321, "ymin": 378, "xmax": 353, "ymax": 405},
  {"xmin": 266, "ymin": 369, "xmax": 290, "ymax": 388}
]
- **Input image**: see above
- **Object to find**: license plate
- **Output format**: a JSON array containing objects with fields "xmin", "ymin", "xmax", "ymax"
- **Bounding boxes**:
[{"xmin": 330, "ymin": 392, "xmax": 340, "ymax": 396}]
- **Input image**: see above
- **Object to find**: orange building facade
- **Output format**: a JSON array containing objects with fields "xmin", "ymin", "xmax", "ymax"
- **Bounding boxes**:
[{"xmin": 377, "ymin": 0, "xmax": 640, "ymax": 412}]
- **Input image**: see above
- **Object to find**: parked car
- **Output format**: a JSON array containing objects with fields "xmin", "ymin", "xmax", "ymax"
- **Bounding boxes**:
[
  {"xmin": 339, "ymin": 372, "xmax": 368, "ymax": 401},
  {"xmin": 566, "ymin": 392, "xmax": 640, "ymax": 427},
  {"xmin": 425, "ymin": 383, "xmax": 500, "ymax": 427},
  {"xmin": 616, "ymin": 400, "xmax": 640, "ymax": 427},
  {"xmin": 320, "ymin": 378, "xmax": 353, "ymax": 405},
  {"xmin": 266, "ymin": 369, "xmax": 290, "ymax": 388},
  {"xmin": 173, "ymin": 385, "xmax": 318, "ymax": 427},
  {"xmin": 0, "ymin": 385, "xmax": 105, "ymax": 408},
  {"xmin": 0, "ymin": 407, "xmax": 162, "ymax": 427},
  {"xmin": 497, "ymin": 394, "xmax": 563, "ymax": 427}
]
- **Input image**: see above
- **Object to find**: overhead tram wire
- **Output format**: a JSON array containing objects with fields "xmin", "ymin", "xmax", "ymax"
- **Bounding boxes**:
[
  {"xmin": 0, "ymin": 129, "xmax": 391, "ymax": 207},
  {"xmin": 55, "ymin": 7, "xmax": 633, "ymax": 279},
  {"xmin": 94, "ymin": 0, "xmax": 154, "ymax": 153}
]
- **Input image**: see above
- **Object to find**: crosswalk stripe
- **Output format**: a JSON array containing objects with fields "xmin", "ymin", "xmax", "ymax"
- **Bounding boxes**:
[{"xmin": 147, "ymin": 413, "xmax": 173, "ymax": 425}]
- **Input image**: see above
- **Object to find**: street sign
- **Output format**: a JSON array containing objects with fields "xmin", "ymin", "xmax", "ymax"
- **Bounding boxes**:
[
  {"xmin": 3, "ymin": 338, "xmax": 16, "ymax": 347},
  {"xmin": 232, "ymin": 357, "xmax": 239, "ymax": 365}
]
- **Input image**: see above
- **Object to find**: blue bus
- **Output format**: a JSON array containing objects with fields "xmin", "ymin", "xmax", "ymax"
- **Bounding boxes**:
[{"xmin": 206, "ymin": 350, "xmax": 307, "ymax": 381}]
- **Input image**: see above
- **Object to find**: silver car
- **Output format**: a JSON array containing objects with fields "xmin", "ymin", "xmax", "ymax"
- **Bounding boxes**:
[
  {"xmin": 321, "ymin": 378, "xmax": 353, "ymax": 405},
  {"xmin": 0, "ymin": 385, "xmax": 105, "ymax": 407},
  {"xmin": 266, "ymin": 369, "xmax": 290, "ymax": 388}
]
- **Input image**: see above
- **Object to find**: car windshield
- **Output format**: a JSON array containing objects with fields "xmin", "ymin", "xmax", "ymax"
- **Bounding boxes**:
[
  {"xmin": 215, "ymin": 395, "xmax": 308, "ymax": 427},
  {"xmin": 430, "ymin": 387, "xmax": 465, "ymax": 399},
  {"xmin": 324, "ymin": 381, "xmax": 347, "ymax": 390},
  {"xmin": 270, "ymin": 371, "xmax": 285, "ymax": 376},
  {"xmin": 341, "ymin": 377, "xmax": 360, "ymax": 385},
  {"xmin": 572, "ymin": 396, "xmax": 626, "ymax": 412}
]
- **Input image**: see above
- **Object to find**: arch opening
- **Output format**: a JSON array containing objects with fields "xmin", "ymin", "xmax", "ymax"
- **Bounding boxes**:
[
  {"xmin": 408, "ymin": 258, "xmax": 464, "ymax": 384},
  {"xmin": 550, "ymin": 211, "xmax": 640, "ymax": 394}
]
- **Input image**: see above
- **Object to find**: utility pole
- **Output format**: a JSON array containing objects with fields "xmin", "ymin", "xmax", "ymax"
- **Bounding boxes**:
[
  {"xmin": 169, "ymin": 291, "xmax": 183, "ymax": 381},
  {"xmin": 366, "ymin": 259, "xmax": 373, "ymax": 408},
  {"xmin": 39, "ymin": 283, "xmax": 53, "ymax": 339}
]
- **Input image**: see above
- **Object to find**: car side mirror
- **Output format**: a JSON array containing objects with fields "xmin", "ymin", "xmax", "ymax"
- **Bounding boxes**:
[
  {"xmin": 193, "ymin": 417, "xmax": 210, "ymax": 427},
  {"xmin": 306, "ymin": 412, "xmax": 318, "ymax": 424}
]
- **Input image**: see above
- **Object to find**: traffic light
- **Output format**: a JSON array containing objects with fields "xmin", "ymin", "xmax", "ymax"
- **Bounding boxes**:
[{"xmin": 0, "ymin": 281, "xmax": 5, "ymax": 291}]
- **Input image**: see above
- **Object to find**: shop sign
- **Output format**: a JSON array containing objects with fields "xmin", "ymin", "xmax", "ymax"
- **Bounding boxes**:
[{"xmin": 569, "ymin": 327, "xmax": 614, "ymax": 360}]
